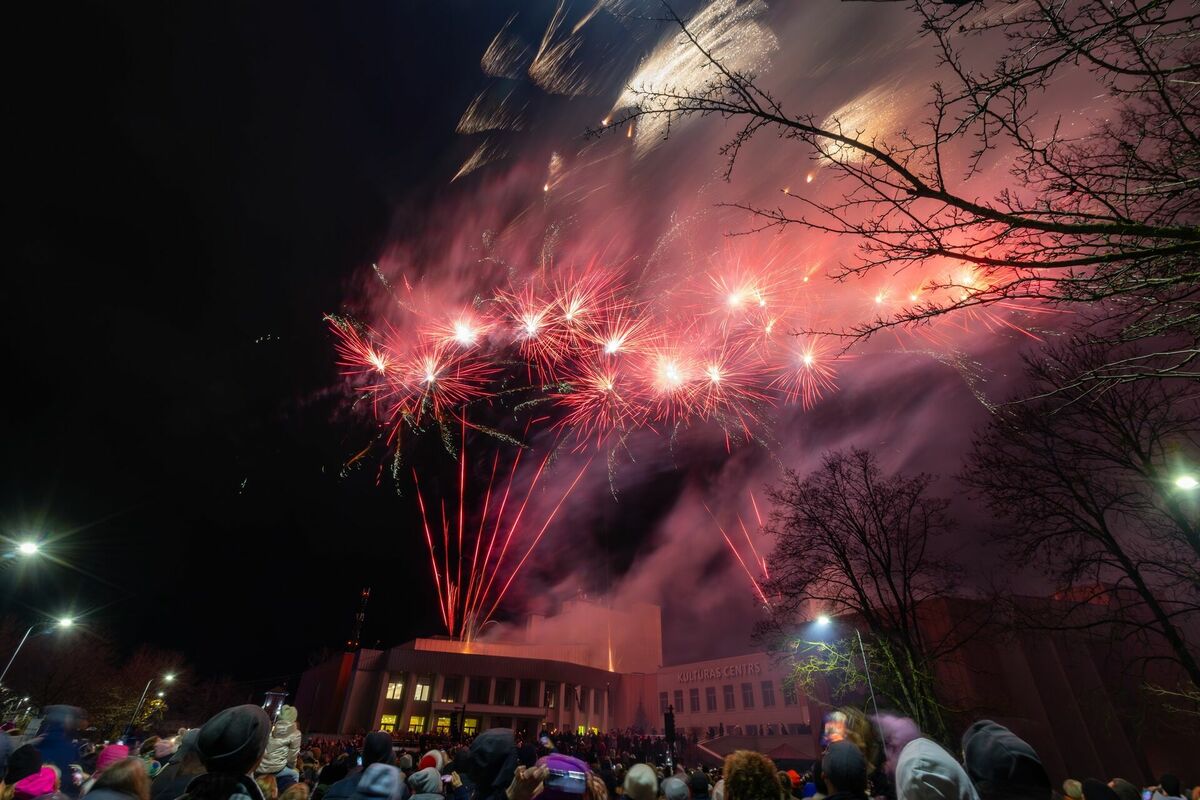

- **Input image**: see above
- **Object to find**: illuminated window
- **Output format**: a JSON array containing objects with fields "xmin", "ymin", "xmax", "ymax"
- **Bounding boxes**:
[
  {"xmin": 407, "ymin": 715, "xmax": 425, "ymax": 733},
  {"xmin": 379, "ymin": 714, "xmax": 397, "ymax": 733},
  {"xmin": 673, "ymin": 689, "xmax": 683, "ymax": 712},
  {"xmin": 689, "ymin": 688, "xmax": 700, "ymax": 713},
  {"xmin": 659, "ymin": 692, "xmax": 668, "ymax": 714},
  {"xmin": 741, "ymin": 683, "xmax": 754, "ymax": 709},
  {"xmin": 414, "ymin": 683, "xmax": 430, "ymax": 702},
  {"xmin": 577, "ymin": 725, "xmax": 586, "ymax": 735},
  {"xmin": 386, "ymin": 682, "xmax": 403, "ymax": 700},
  {"xmin": 761, "ymin": 681, "xmax": 775, "ymax": 708},
  {"xmin": 723, "ymin": 685, "xmax": 735, "ymax": 711},
  {"xmin": 434, "ymin": 716, "xmax": 452, "ymax": 735},
  {"xmin": 462, "ymin": 717, "xmax": 479, "ymax": 736},
  {"xmin": 705, "ymin": 687, "xmax": 717, "ymax": 712}
]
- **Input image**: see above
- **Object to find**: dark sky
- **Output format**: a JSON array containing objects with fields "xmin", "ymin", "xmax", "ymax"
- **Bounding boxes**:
[{"xmin": 4, "ymin": 1, "xmax": 540, "ymax": 688}]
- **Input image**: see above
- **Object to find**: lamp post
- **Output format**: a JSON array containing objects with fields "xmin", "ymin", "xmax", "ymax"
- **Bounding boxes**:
[
  {"xmin": 0, "ymin": 617, "xmax": 74, "ymax": 686},
  {"xmin": 812, "ymin": 616, "xmax": 883, "ymax": 728},
  {"xmin": 124, "ymin": 673, "xmax": 174, "ymax": 740}
]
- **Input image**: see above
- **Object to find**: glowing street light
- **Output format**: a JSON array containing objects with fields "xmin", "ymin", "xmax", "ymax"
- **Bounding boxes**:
[
  {"xmin": 816, "ymin": 615, "xmax": 831, "ymax": 626},
  {"xmin": 17, "ymin": 541, "xmax": 40, "ymax": 556},
  {"xmin": 0, "ymin": 616, "xmax": 77, "ymax": 685},
  {"xmin": 1175, "ymin": 474, "xmax": 1198, "ymax": 491}
]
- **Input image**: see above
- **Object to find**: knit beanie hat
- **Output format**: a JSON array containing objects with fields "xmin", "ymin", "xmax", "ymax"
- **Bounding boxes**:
[
  {"xmin": 362, "ymin": 732, "xmax": 396, "ymax": 767},
  {"xmin": 823, "ymin": 741, "xmax": 868, "ymax": 795},
  {"xmin": 197, "ymin": 705, "xmax": 272, "ymax": 775},
  {"xmin": 95, "ymin": 744, "xmax": 131, "ymax": 774}
]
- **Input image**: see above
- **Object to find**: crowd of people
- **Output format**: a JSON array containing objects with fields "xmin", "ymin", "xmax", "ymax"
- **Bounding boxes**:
[{"xmin": 0, "ymin": 703, "xmax": 1194, "ymax": 800}]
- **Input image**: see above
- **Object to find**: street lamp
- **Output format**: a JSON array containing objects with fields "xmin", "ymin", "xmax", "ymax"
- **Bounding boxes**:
[
  {"xmin": 0, "ymin": 616, "xmax": 76, "ymax": 685},
  {"xmin": 1175, "ymin": 474, "xmax": 1198, "ymax": 491},
  {"xmin": 125, "ymin": 673, "xmax": 175, "ymax": 739},
  {"xmin": 17, "ymin": 541, "xmax": 40, "ymax": 556}
]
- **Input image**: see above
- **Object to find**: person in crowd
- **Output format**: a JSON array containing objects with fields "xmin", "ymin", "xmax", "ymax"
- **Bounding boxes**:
[
  {"xmin": 177, "ymin": 705, "xmax": 273, "ymax": 800},
  {"xmin": 279, "ymin": 785, "xmax": 309, "ymax": 800},
  {"xmin": 894, "ymin": 738, "xmax": 977, "ymax": 800},
  {"xmin": 80, "ymin": 747, "xmax": 130, "ymax": 796},
  {"xmin": 9, "ymin": 764, "xmax": 70, "ymax": 800},
  {"xmin": 1081, "ymin": 781, "xmax": 1118, "ymax": 800},
  {"xmin": 349, "ymin": 765, "xmax": 404, "ymax": 800},
  {"xmin": 689, "ymin": 771, "xmax": 710, "ymax": 800},
  {"xmin": 623, "ymin": 764, "xmax": 657, "ymax": 800},
  {"xmin": 820, "ymin": 742, "xmax": 869, "ymax": 800},
  {"xmin": 661, "ymin": 776, "xmax": 689, "ymax": 800},
  {"xmin": 464, "ymin": 731, "xmax": 518, "ymax": 800},
  {"xmin": 4, "ymin": 746, "xmax": 49, "ymax": 800},
  {"xmin": 405, "ymin": 770, "xmax": 441, "ymax": 800},
  {"xmin": 1152, "ymin": 777, "xmax": 1185, "ymax": 800},
  {"xmin": 257, "ymin": 775, "xmax": 279, "ymax": 800},
  {"xmin": 323, "ymin": 733, "xmax": 399, "ymax": 800},
  {"xmin": 1107, "ymin": 780, "xmax": 1139, "ymax": 800},
  {"xmin": 711, "ymin": 779, "xmax": 724, "ymax": 800},
  {"xmin": 37, "ymin": 708, "xmax": 85, "ymax": 798},
  {"xmin": 960, "ymin": 721, "xmax": 1050, "ymax": 800},
  {"xmin": 259, "ymin": 708, "xmax": 303, "ymax": 788},
  {"xmin": 151, "ymin": 730, "xmax": 205, "ymax": 800},
  {"xmin": 312, "ymin": 764, "xmax": 350, "ymax": 800},
  {"xmin": 85, "ymin": 758, "xmax": 151, "ymax": 800},
  {"xmin": 1063, "ymin": 782, "xmax": 1083, "ymax": 800},
  {"xmin": 777, "ymin": 772, "xmax": 795, "ymax": 800},
  {"xmin": 396, "ymin": 760, "xmax": 411, "ymax": 776},
  {"xmin": 723, "ymin": 751, "xmax": 781, "ymax": 800}
]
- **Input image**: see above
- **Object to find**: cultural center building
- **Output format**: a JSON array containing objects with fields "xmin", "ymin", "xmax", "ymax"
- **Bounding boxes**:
[{"xmin": 296, "ymin": 599, "xmax": 821, "ymax": 759}]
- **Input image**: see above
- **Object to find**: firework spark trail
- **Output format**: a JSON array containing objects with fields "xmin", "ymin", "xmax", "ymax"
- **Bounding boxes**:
[
  {"xmin": 703, "ymin": 502, "xmax": 769, "ymax": 606},
  {"xmin": 736, "ymin": 513, "xmax": 768, "ymax": 580}
]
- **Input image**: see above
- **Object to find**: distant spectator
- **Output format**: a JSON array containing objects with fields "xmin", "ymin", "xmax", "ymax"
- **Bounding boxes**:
[
  {"xmin": 895, "ymin": 738, "xmax": 977, "ymax": 800},
  {"xmin": 821, "ymin": 742, "xmax": 868, "ymax": 800},
  {"xmin": 1108, "ymin": 780, "xmax": 1140, "ymax": 800},
  {"xmin": 259, "ymin": 708, "xmax": 302, "ymax": 787},
  {"xmin": 151, "ymin": 730, "xmax": 205, "ymax": 800},
  {"xmin": 723, "ymin": 751, "xmax": 781, "ymax": 800},
  {"xmin": 1153, "ymin": 777, "xmax": 1185, "ymax": 800},
  {"xmin": 1063, "ymin": 781, "xmax": 1083, "ymax": 800},
  {"xmin": 624, "ymin": 765, "xmax": 657, "ymax": 800},
  {"xmin": 38, "ymin": 708, "xmax": 85, "ymax": 798},
  {"xmin": 257, "ymin": 775, "xmax": 279, "ymax": 800},
  {"xmin": 661, "ymin": 776, "xmax": 689, "ymax": 800},
  {"xmin": 86, "ymin": 758, "xmax": 151, "ymax": 800},
  {"xmin": 324, "ymin": 734, "xmax": 399, "ymax": 800},
  {"xmin": 1082, "ymin": 780, "xmax": 1118, "ymax": 800},
  {"xmin": 280, "ymin": 785, "xmax": 310, "ymax": 800},
  {"xmin": 961, "ymin": 721, "xmax": 1050, "ymax": 800},
  {"xmin": 689, "ymin": 772, "xmax": 711, "ymax": 800}
]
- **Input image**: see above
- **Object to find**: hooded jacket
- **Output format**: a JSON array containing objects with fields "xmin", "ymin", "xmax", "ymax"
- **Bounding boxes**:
[
  {"xmin": 896, "ymin": 739, "xmax": 980, "ymax": 800},
  {"xmin": 348, "ymin": 764, "xmax": 406, "ymax": 800},
  {"xmin": 405, "ymin": 768, "xmax": 443, "ymax": 800},
  {"xmin": 465, "ymin": 730, "xmax": 516, "ymax": 800},
  {"xmin": 961, "ymin": 721, "xmax": 1050, "ymax": 800},
  {"xmin": 257, "ymin": 709, "xmax": 302, "ymax": 775}
]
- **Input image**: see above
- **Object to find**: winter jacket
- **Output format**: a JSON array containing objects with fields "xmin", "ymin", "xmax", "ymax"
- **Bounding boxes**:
[
  {"xmin": 258, "ymin": 721, "xmax": 302, "ymax": 775},
  {"xmin": 324, "ymin": 770, "xmax": 365, "ymax": 800},
  {"xmin": 960, "ymin": 721, "xmax": 1050, "ymax": 800},
  {"xmin": 896, "ymin": 739, "xmax": 979, "ymax": 800},
  {"xmin": 351, "ymin": 764, "xmax": 407, "ymax": 800}
]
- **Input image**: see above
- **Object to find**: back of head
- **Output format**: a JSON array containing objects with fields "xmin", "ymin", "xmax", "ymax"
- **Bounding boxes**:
[
  {"xmin": 197, "ymin": 705, "xmax": 272, "ymax": 776},
  {"xmin": 895, "ymin": 739, "xmax": 978, "ymax": 800},
  {"xmin": 406, "ymin": 767, "xmax": 442, "ymax": 797},
  {"xmin": 257, "ymin": 774, "xmax": 279, "ymax": 800},
  {"xmin": 5, "ymin": 744, "xmax": 44, "ymax": 785},
  {"xmin": 1160, "ymin": 776, "xmax": 1181, "ymax": 799},
  {"xmin": 278, "ymin": 707, "xmax": 298, "ymax": 726},
  {"xmin": 624, "ymin": 764, "xmax": 658, "ymax": 800},
  {"xmin": 1108, "ymin": 779, "xmax": 1140, "ymax": 800},
  {"xmin": 689, "ymin": 772, "xmax": 711, "ymax": 797},
  {"xmin": 279, "ymin": 785, "xmax": 310, "ymax": 800},
  {"xmin": 1063, "ymin": 781, "xmax": 1083, "ymax": 800},
  {"xmin": 662, "ymin": 776, "xmax": 690, "ymax": 800},
  {"xmin": 961, "ymin": 721, "xmax": 1050, "ymax": 800},
  {"xmin": 467, "ymin": 729, "xmax": 516, "ymax": 795},
  {"xmin": 95, "ymin": 757, "xmax": 151, "ymax": 800},
  {"xmin": 822, "ymin": 742, "xmax": 868, "ymax": 797},
  {"xmin": 1082, "ymin": 780, "xmax": 1118, "ymax": 800},
  {"xmin": 361, "ymin": 733, "xmax": 395, "ymax": 768},
  {"xmin": 723, "ymin": 751, "xmax": 780, "ymax": 800},
  {"xmin": 355, "ymin": 764, "xmax": 404, "ymax": 800}
]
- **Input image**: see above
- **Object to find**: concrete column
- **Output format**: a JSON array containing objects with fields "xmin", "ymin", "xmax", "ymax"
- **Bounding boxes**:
[
  {"xmin": 487, "ymin": 676, "xmax": 496, "ymax": 705},
  {"xmin": 556, "ymin": 683, "xmax": 566, "ymax": 731},
  {"xmin": 369, "ymin": 673, "xmax": 392, "ymax": 733},
  {"xmin": 397, "ymin": 672, "xmax": 415, "ymax": 734}
]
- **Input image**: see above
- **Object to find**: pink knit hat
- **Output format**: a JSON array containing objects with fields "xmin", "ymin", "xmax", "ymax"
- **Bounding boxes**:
[
  {"xmin": 95, "ymin": 743, "xmax": 131, "ymax": 774},
  {"xmin": 14, "ymin": 767, "xmax": 57, "ymax": 800}
]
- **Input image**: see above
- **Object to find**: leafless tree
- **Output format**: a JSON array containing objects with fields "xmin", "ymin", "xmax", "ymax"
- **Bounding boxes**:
[
  {"xmin": 760, "ymin": 448, "xmax": 981, "ymax": 740},
  {"xmin": 605, "ymin": 0, "xmax": 1199, "ymax": 388},
  {"xmin": 962, "ymin": 341, "xmax": 1200, "ymax": 706}
]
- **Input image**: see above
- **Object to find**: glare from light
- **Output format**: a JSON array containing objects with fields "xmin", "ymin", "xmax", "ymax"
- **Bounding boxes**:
[
  {"xmin": 816, "ymin": 615, "xmax": 831, "ymax": 626},
  {"xmin": 18, "ymin": 541, "xmax": 39, "ymax": 556},
  {"xmin": 56, "ymin": 617, "xmax": 74, "ymax": 628},
  {"xmin": 1176, "ymin": 474, "xmax": 1198, "ymax": 490},
  {"xmin": 164, "ymin": 673, "xmax": 176, "ymax": 683}
]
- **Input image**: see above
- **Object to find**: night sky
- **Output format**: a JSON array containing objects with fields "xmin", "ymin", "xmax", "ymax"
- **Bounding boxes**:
[{"xmin": 5, "ymin": 0, "xmax": 1035, "ymax": 692}]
